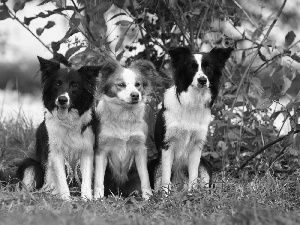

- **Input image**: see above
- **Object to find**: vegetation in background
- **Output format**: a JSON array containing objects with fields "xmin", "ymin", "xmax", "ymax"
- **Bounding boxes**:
[{"xmin": 1, "ymin": 0, "xmax": 300, "ymax": 223}]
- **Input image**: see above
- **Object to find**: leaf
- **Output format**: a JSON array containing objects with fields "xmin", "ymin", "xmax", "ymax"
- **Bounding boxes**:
[
  {"xmin": 116, "ymin": 49, "xmax": 125, "ymax": 61},
  {"xmin": 70, "ymin": 14, "xmax": 81, "ymax": 28},
  {"xmin": 251, "ymin": 27, "xmax": 262, "ymax": 40},
  {"xmin": 269, "ymin": 82, "xmax": 282, "ymax": 100},
  {"xmin": 108, "ymin": 12, "xmax": 126, "ymax": 22},
  {"xmin": 65, "ymin": 45, "xmax": 83, "ymax": 60},
  {"xmin": 115, "ymin": 20, "xmax": 131, "ymax": 26},
  {"xmin": 0, "ymin": 5, "xmax": 11, "ymax": 20},
  {"xmin": 36, "ymin": 28, "xmax": 44, "ymax": 36},
  {"xmin": 282, "ymin": 135, "xmax": 293, "ymax": 148},
  {"xmin": 115, "ymin": 36, "xmax": 125, "ymax": 52},
  {"xmin": 256, "ymin": 98, "xmax": 273, "ymax": 110},
  {"xmin": 24, "ymin": 16, "xmax": 35, "ymax": 25},
  {"xmin": 113, "ymin": 0, "xmax": 126, "ymax": 8},
  {"xmin": 285, "ymin": 31, "xmax": 296, "ymax": 47},
  {"xmin": 51, "ymin": 41, "xmax": 61, "ymax": 52},
  {"xmin": 44, "ymin": 20, "xmax": 55, "ymax": 29},
  {"xmin": 36, "ymin": 12, "xmax": 48, "ymax": 18},
  {"xmin": 282, "ymin": 75, "xmax": 292, "ymax": 94},
  {"xmin": 13, "ymin": 0, "xmax": 26, "ymax": 13},
  {"xmin": 37, "ymin": 0, "xmax": 52, "ymax": 6}
]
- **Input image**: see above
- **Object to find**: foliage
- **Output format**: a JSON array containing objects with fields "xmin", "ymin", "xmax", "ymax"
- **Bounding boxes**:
[{"xmin": 1, "ymin": 0, "xmax": 300, "ymax": 185}]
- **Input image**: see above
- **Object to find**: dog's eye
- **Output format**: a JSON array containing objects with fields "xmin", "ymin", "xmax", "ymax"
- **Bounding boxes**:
[
  {"xmin": 117, "ymin": 83, "xmax": 126, "ymax": 88},
  {"xmin": 71, "ymin": 83, "xmax": 79, "ymax": 89},
  {"xmin": 55, "ymin": 80, "xmax": 62, "ymax": 86},
  {"xmin": 135, "ymin": 82, "xmax": 141, "ymax": 87},
  {"xmin": 205, "ymin": 66, "xmax": 212, "ymax": 71}
]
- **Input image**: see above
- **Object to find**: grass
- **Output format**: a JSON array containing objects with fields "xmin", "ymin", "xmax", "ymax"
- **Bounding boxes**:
[{"xmin": 1, "ymin": 115, "xmax": 300, "ymax": 224}]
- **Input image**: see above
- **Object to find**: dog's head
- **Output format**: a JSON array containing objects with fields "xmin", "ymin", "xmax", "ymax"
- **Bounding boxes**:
[
  {"xmin": 169, "ymin": 47, "xmax": 233, "ymax": 104},
  {"xmin": 98, "ymin": 59, "xmax": 155, "ymax": 105},
  {"xmin": 38, "ymin": 56, "xmax": 101, "ymax": 117}
]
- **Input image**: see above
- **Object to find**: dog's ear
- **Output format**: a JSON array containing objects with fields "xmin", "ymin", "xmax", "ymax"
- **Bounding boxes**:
[
  {"xmin": 130, "ymin": 60, "xmax": 157, "ymax": 88},
  {"xmin": 78, "ymin": 66, "xmax": 101, "ymax": 82},
  {"xmin": 98, "ymin": 60, "xmax": 119, "ymax": 81},
  {"xmin": 37, "ymin": 56, "xmax": 60, "ymax": 74},
  {"xmin": 209, "ymin": 47, "xmax": 233, "ymax": 68},
  {"xmin": 168, "ymin": 47, "xmax": 192, "ymax": 65}
]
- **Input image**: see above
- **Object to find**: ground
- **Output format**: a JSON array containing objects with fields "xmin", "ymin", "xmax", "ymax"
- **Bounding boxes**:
[{"xmin": 1, "ymin": 114, "xmax": 300, "ymax": 225}]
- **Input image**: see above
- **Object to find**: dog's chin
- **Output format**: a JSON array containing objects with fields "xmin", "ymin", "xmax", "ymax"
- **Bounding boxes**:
[
  {"xmin": 56, "ymin": 106, "xmax": 69, "ymax": 120},
  {"xmin": 196, "ymin": 84, "xmax": 209, "ymax": 89}
]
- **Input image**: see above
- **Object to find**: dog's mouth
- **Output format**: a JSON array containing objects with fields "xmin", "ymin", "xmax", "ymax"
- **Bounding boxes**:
[
  {"xmin": 56, "ymin": 105, "xmax": 69, "ymax": 120},
  {"xmin": 130, "ymin": 99, "xmax": 140, "ymax": 105}
]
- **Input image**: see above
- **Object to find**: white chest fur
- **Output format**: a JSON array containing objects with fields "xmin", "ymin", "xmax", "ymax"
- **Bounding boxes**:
[
  {"xmin": 164, "ymin": 86, "xmax": 212, "ymax": 159},
  {"xmin": 45, "ymin": 109, "xmax": 94, "ymax": 166},
  {"xmin": 96, "ymin": 96, "xmax": 147, "ymax": 166}
]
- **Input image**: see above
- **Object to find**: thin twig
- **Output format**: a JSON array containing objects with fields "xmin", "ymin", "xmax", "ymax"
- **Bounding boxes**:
[
  {"xmin": 230, "ymin": 0, "xmax": 287, "ymax": 111},
  {"xmin": 161, "ymin": 0, "xmax": 190, "ymax": 46},
  {"xmin": 6, "ymin": 6, "xmax": 53, "ymax": 54},
  {"xmin": 233, "ymin": 129, "xmax": 300, "ymax": 176}
]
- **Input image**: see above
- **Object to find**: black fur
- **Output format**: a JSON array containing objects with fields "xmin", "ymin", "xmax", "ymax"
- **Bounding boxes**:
[
  {"xmin": 169, "ymin": 46, "xmax": 233, "ymax": 106},
  {"xmin": 16, "ymin": 57, "xmax": 101, "ymax": 191}
]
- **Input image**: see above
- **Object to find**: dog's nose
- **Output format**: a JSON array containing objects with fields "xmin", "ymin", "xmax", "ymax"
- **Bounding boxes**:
[
  {"xmin": 57, "ymin": 96, "xmax": 68, "ymax": 105},
  {"xmin": 198, "ymin": 76, "xmax": 207, "ymax": 85},
  {"xmin": 130, "ymin": 92, "xmax": 140, "ymax": 101}
]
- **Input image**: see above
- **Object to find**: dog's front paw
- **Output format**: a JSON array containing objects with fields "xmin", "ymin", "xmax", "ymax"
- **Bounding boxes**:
[
  {"xmin": 142, "ymin": 188, "xmax": 153, "ymax": 200},
  {"xmin": 161, "ymin": 183, "xmax": 172, "ymax": 195},
  {"xmin": 93, "ymin": 187, "xmax": 105, "ymax": 200},
  {"xmin": 81, "ymin": 190, "xmax": 92, "ymax": 201},
  {"xmin": 60, "ymin": 193, "xmax": 71, "ymax": 201}
]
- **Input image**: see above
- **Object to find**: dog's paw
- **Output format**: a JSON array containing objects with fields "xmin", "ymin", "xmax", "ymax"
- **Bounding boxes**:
[
  {"xmin": 93, "ymin": 188, "xmax": 105, "ymax": 200},
  {"xmin": 142, "ymin": 189, "xmax": 153, "ymax": 200}
]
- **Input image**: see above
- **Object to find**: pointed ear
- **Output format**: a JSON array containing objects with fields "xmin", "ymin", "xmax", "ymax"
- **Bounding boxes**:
[
  {"xmin": 78, "ymin": 66, "xmax": 101, "ymax": 82},
  {"xmin": 210, "ymin": 47, "xmax": 233, "ymax": 67},
  {"xmin": 98, "ymin": 60, "xmax": 120, "ymax": 81},
  {"xmin": 37, "ymin": 56, "xmax": 60, "ymax": 73},
  {"xmin": 168, "ymin": 47, "xmax": 192, "ymax": 65}
]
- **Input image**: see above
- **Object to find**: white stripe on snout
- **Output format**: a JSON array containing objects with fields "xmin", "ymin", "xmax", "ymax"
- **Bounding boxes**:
[
  {"xmin": 55, "ymin": 92, "xmax": 70, "ymax": 106},
  {"xmin": 192, "ymin": 54, "xmax": 210, "ymax": 87}
]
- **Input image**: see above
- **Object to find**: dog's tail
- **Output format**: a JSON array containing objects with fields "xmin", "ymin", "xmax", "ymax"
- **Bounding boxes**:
[{"xmin": 16, "ymin": 158, "xmax": 44, "ymax": 190}]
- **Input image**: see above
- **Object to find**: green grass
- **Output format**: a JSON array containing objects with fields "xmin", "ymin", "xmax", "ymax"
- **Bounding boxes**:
[{"xmin": 1, "ymin": 116, "xmax": 300, "ymax": 225}]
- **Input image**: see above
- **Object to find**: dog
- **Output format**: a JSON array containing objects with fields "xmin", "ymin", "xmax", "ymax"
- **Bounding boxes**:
[
  {"xmin": 93, "ymin": 59, "xmax": 156, "ymax": 199},
  {"xmin": 16, "ymin": 56, "xmax": 101, "ymax": 200},
  {"xmin": 154, "ymin": 46, "xmax": 233, "ymax": 192}
]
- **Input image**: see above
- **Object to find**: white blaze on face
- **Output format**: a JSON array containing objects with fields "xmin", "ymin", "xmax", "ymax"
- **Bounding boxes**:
[
  {"xmin": 117, "ymin": 69, "xmax": 141, "ymax": 103},
  {"xmin": 192, "ymin": 54, "xmax": 210, "ymax": 88}
]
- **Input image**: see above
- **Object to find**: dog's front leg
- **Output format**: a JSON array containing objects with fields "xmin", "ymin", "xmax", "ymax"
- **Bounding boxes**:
[
  {"xmin": 188, "ymin": 144, "xmax": 202, "ymax": 191},
  {"xmin": 80, "ymin": 151, "xmax": 93, "ymax": 200},
  {"xmin": 50, "ymin": 152, "xmax": 70, "ymax": 200},
  {"xmin": 135, "ymin": 146, "xmax": 152, "ymax": 200},
  {"xmin": 94, "ymin": 151, "xmax": 107, "ymax": 199},
  {"xmin": 161, "ymin": 147, "xmax": 174, "ymax": 193}
]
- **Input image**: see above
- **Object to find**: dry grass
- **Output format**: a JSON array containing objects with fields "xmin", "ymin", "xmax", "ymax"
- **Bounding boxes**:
[{"xmin": 1, "ymin": 113, "xmax": 300, "ymax": 225}]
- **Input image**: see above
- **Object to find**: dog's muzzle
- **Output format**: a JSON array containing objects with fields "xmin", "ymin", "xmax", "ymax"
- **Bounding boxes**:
[
  {"xmin": 56, "ymin": 96, "xmax": 69, "ymax": 107},
  {"xmin": 197, "ymin": 76, "xmax": 207, "ymax": 87},
  {"xmin": 130, "ymin": 92, "xmax": 140, "ymax": 104}
]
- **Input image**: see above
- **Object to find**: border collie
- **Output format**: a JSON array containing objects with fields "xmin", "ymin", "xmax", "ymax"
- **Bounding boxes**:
[
  {"xmin": 93, "ymin": 59, "xmax": 156, "ymax": 199},
  {"xmin": 154, "ymin": 46, "xmax": 233, "ymax": 192},
  {"xmin": 17, "ymin": 57, "xmax": 101, "ymax": 200}
]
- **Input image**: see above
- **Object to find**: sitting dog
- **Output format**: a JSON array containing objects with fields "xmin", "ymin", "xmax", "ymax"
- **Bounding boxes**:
[
  {"xmin": 154, "ymin": 46, "xmax": 233, "ymax": 192},
  {"xmin": 17, "ymin": 56, "xmax": 101, "ymax": 200},
  {"xmin": 93, "ymin": 59, "xmax": 156, "ymax": 199}
]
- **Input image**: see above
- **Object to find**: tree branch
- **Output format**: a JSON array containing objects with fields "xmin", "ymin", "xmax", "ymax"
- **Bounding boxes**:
[
  {"xmin": 230, "ymin": 0, "xmax": 287, "ymax": 111},
  {"xmin": 233, "ymin": 129, "xmax": 300, "ymax": 176}
]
